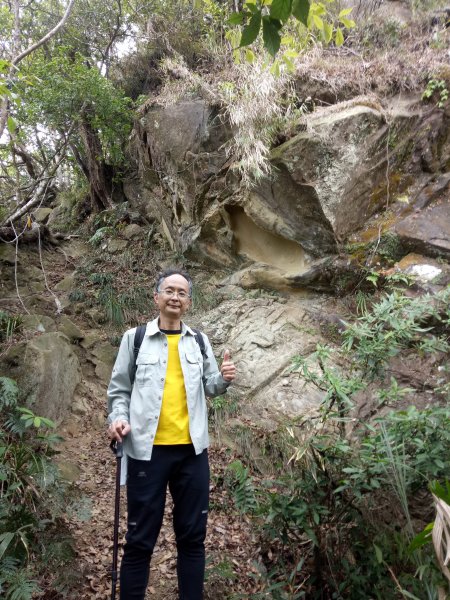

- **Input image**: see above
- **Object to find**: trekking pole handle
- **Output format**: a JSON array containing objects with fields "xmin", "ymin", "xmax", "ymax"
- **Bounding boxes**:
[{"xmin": 110, "ymin": 439, "xmax": 123, "ymax": 458}]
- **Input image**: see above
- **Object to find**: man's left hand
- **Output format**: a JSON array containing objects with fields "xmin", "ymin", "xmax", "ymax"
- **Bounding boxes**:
[{"xmin": 221, "ymin": 349, "xmax": 236, "ymax": 382}]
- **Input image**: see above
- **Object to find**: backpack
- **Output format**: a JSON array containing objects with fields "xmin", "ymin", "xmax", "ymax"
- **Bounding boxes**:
[{"xmin": 131, "ymin": 325, "xmax": 206, "ymax": 384}]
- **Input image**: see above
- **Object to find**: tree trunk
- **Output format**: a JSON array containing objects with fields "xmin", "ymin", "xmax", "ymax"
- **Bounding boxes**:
[{"xmin": 79, "ymin": 113, "xmax": 114, "ymax": 212}]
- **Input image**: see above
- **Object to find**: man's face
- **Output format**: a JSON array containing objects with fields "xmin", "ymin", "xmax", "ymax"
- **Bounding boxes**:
[{"xmin": 154, "ymin": 274, "xmax": 191, "ymax": 320}]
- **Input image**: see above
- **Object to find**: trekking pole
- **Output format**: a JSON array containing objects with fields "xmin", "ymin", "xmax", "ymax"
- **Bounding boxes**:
[{"xmin": 110, "ymin": 439, "xmax": 123, "ymax": 600}]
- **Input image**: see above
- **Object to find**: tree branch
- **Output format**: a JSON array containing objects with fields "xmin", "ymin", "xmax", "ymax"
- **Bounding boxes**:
[
  {"xmin": 12, "ymin": 0, "xmax": 76, "ymax": 66},
  {"xmin": 0, "ymin": 0, "xmax": 76, "ymax": 139}
]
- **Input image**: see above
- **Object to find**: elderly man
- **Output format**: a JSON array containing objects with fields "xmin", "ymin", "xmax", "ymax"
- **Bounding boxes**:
[{"xmin": 108, "ymin": 268, "xmax": 236, "ymax": 600}]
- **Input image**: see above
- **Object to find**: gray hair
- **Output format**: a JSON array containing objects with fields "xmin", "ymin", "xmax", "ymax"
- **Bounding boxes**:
[{"xmin": 155, "ymin": 268, "xmax": 193, "ymax": 297}]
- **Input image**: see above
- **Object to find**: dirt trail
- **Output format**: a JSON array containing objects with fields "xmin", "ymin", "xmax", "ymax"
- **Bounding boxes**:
[{"xmin": 61, "ymin": 414, "xmax": 257, "ymax": 599}]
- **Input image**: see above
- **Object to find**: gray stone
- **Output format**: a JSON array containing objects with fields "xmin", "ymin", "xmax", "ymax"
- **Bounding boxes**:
[
  {"xmin": 0, "ymin": 243, "xmax": 17, "ymax": 265},
  {"xmin": 46, "ymin": 204, "xmax": 70, "ymax": 233},
  {"xmin": 393, "ymin": 253, "xmax": 450, "ymax": 292},
  {"xmin": 95, "ymin": 360, "xmax": 114, "ymax": 384},
  {"xmin": 202, "ymin": 296, "xmax": 326, "ymax": 425},
  {"xmin": 0, "ymin": 332, "xmax": 81, "ymax": 424},
  {"xmin": 129, "ymin": 94, "xmax": 449, "ymax": 291},
  {"xmin": 395, "ymin": 202, "xmax": 450, "ymax": 258},
  {"xmin": 87, "ymin": 340, "xmax": 117, "ymax": 384},
  {"xmin": 108, "ymin": 238, "xmax": 128, "ymax": 253},
  {"xmin": 122, "ymin": 224, "xmax": 143, "ymax": 240},
  {"xmin": 56, "ymin": 460, "xmax": 81, "ymax": 482},
  {"xmin": 32, "ymin": 207, "xmax": 53, "ymax": 223},
  {"xmin": 90, "ymin": 341, "xmax": 117, "ymax": 366},
  {"xmin": 58, "ymin": 315, "xmax": 84, "ymax": 341},
  {"xmin": 266, "ymin": 103, "xmax": 406, "ymax": 244},
  {"xmin": 72, "ymin": 395, "xmax": 90, "ymax": 415},
  {"xmin": 80, "ymin": 331, "xmax": 104, "ymax": 349},
  {"xmin": 85, "ymin": 308, "xmax": 107, "ymax": 325},
  {"xmin": 55, "ymin": 272, "xmax": 76, "ymax": 292},
  {"xmin": 21, "ymin": 314, "xmax": 57, "ymax": 333}
]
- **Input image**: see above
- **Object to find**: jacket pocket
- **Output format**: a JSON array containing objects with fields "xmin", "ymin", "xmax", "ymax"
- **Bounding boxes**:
[
  {"xmin": 185, "ymin": 351, "xmax": 203, "ymax": 381},
  {"xmin": 135, "ymin": 353, "xmax": 159, "ymax": 387}
]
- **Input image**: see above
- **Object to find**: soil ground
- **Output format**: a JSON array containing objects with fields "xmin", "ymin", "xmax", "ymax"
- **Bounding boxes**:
[{"xmin": 61, "ymin": 411, "xmax": 259, "ymax": 599}]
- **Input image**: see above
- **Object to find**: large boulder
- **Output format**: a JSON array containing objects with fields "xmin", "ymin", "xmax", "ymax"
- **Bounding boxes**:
[
  {"xmin": 129, "ymin": 100, "xmax": 230, "ymax": 238},
  {"xmin": 128, "ymin": 94, "xmax": 449, "ymax": 290},
  {"xmin": 1, "ymin": 332, "xmax": 81, "ymax": 423}
]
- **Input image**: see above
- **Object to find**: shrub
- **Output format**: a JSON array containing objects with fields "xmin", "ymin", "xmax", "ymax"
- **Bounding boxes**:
[
  {"xmin": 0, "ymin": 377, "xmax": 76, "ymax": 597},
  {"xmin": 225, "ymin": 288, "xmax": 450, "ymax": 598}
]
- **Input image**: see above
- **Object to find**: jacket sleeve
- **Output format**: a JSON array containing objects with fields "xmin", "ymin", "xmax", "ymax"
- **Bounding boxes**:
[
  {"xmin": 201, "ymin": 332, "xmax": 231, "ymax": 398},
  {"xmin": 107, "ymin": 329, "xmax": 135, "ymax": 423}
]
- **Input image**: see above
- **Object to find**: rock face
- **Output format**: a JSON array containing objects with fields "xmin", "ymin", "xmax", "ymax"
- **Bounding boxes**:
[
  {"xmin": 200, "ymin": 296, "xmax": 331, "ymax": 426},
  {"xmin": 395, "ymin": 202, "xmax": 450, "ymax": 258},
  {"xmin": 1, "ymin": 332, "xmax": 81, "ymax": 424},
  {"xmin": 127, "ymin": 94, "xmax": 450, "ymax": 290}
]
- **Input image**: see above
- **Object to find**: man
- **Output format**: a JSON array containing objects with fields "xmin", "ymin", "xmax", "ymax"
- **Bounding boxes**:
[{"xmin": 107, "ymin": 268, "xmax": 236, "ymax": 600}]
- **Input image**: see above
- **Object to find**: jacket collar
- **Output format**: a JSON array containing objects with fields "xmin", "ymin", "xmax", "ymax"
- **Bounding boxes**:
[{"xmin": 146, "ymin": 317, "xmax": 195, "ymax": 337}]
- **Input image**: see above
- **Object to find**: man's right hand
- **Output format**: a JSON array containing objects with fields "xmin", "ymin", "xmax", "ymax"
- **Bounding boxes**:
[{"xmin": 109, "ymin": 419, "xmax": 131, "ymax": 442}]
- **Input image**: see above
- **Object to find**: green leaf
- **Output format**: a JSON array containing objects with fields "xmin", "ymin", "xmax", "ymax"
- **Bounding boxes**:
[
  {"xmin": 408, "ymin": 522, "xmax": 434, "ymax": 553},
  {"xmin": 339, "ymin": 7, "xmax": 353, "ymax": 17},
  {"xmin": 270, "ymin": 59, "xmax": 281, "ymax": 76},
  {"xmin": 6, "ymin": 116, "xmax": 16, "ymax": 134},
  {"xmin": 240, "ymin": 11, "xmax": 262, "ymax": 47},
  {"xmin": 262, "ymin": 17, "xmax": 282, "ymax": 56},
  {"xmin": 270, "ymin": 0, "xmax": 292, "ymax": 22},
  {"xmin": 373, "ymin": 543, "xmax": 383, "ymax": 564},
  {"xmin": 430, "ymin": 480, "xmax": 450, "ymax": 503},
  {"xmin": 335, "ymin": 27, "xmax": 344, "ymax": 46},
  {"xmin": 313, "ymin": 14, "xmax": 323, "ymax": 30},
  {"xmin": 282, "ymin": 55, "xmax": 295, "ymax": 72},
  {"xmin": 245, "ymin": 48, "xmax": 256, "ymax": 63},
  {"xmin": 40, "ymin": 416, "xmax": 56, "ymax": 428},
  {"xmin": 0, "ymin": 532, "xmax": 14, "ymax": 560},
  {"xmin": 340, "ymin": 17, "xmax": 356, "ymax": 28},
  {"xmin": 291, "ymin": 0, "xmax": 309, "ymax": 26},
  {"xmin": 246, "ymin": 2, "xmax": 260, "ymax": 14},
  {"xmin": 322, "ymin": 21, "xmax": 333, "ymax": 43},
  {"xmin": 228, "ymin": 11, "xmax": 245, "ymax": 25}
]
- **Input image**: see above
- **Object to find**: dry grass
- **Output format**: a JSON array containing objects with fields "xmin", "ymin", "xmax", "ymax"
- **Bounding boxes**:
[
  {"xmin": 294, "ymin": 24, "xmax": 449, "ymax": 103},
  {"xmin": 136, "ymin": 1, "xmax": 450, "ymax": 185}
]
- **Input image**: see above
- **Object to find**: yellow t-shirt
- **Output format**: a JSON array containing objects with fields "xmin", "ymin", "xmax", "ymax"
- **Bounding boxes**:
[{"xmin": 154, "ymin": 333, "xmax": 192, "ymax": 445}]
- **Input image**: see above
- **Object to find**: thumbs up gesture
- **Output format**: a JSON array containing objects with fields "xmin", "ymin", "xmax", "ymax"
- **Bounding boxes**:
[{"xmin": 221, "ymin": 349, "xmax": 236, "ymax": 382}]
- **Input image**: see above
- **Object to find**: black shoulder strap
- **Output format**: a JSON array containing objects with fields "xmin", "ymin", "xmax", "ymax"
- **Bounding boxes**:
[
  {"xmin": 192, "ymin": 328, "xmax": 207, "ymax": 359},
  {"xmin": 131, "ymin": 325, "xmax": 146, "ymax": 383}
]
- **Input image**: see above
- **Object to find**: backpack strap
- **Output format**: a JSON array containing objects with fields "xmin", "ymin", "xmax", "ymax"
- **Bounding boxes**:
[
  {"xmin": 192, "ymin": 328, "xmax": 207, "ymax": 359},
  {"xmin": 131, "ymin": 325, "xmax": 146, "ymax": 384}
]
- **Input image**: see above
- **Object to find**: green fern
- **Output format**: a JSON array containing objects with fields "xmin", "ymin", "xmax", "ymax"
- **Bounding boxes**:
[
  {"xmin": 227, "ymin": 460, "xmax": 258, "ymax": 514},
  {"xmin": 5, "ymin": 570, "xmax": 39, "ymax": 600},
  {"xmin": 0, "ymin": 558, "xmax": 39, "ymax": 600},
  {"xmin": 0, "ymin": 378, "xmax": 19, "ymax": 410}
]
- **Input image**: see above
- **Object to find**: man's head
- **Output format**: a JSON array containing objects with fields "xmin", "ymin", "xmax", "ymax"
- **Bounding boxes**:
[
  {"xmin": 155, "ymin": 269, "xmax": 193, "ymax": 297},
  {"xmin": 154, "ymin": 269, "xmax": 193, "ymax": 324}
]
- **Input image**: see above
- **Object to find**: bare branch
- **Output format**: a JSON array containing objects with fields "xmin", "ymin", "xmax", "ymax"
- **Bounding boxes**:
[
  {"xmin": 0, "ymin": 0, "xmax": 76, "ymax": 139},
  {"xmin": 12, "ymin": 0, "xmax": 76, "ymax": 66}
]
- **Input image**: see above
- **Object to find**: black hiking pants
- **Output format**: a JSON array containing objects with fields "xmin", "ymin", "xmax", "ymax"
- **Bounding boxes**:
[{"xmin": 120, "ymin": 445, "xmax": 209, "ymax": 600}]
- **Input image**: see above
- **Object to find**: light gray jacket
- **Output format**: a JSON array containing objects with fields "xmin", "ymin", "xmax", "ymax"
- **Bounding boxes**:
[{"xmin": 107, "ymin": 317, "xmax": 230, "ymax": 465}]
